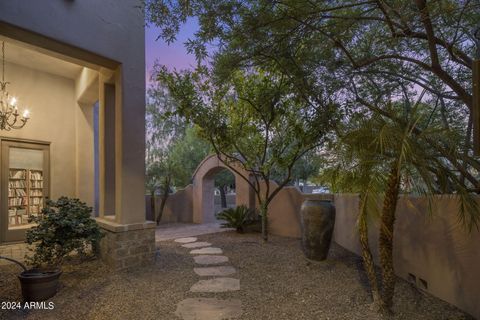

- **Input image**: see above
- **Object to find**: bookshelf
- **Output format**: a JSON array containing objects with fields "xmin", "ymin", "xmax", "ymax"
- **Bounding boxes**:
[
  {"xmin": 8, "ymin": 168, "xmax": 44, "ymax": 228},
  {"xmin": 1, "ymin": 138, "xmax": 50, "ymax": 242}
]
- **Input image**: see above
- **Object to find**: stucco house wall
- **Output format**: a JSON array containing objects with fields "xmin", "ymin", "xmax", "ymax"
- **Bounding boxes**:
[
  {"xmin": 0, "ymin": 0, "xmax": 153, "ymax": 270},
  {"xmin": 1, "ymin": 61, "xmax": 77, "ymax": 199},
  {"xmin": 0, "ymin": 0, "xmax": 146, "ymax": 224}
]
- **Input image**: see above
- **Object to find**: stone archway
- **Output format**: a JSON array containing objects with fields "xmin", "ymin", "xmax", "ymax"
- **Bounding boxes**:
[{"xmin": 192, "ymin": 155, "xmax": 255, "ymax": 223}]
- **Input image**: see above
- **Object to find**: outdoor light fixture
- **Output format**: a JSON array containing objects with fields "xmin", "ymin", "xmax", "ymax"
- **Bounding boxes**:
[{"xmin": 0, "ymin": 41, "xmax": 30, "ymax": 131}]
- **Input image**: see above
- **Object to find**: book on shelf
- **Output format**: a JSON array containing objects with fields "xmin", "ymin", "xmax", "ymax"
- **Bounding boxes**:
[
  {"xmin": 9, "ymin": 169, "xmax": 26, "ymax": 179},
  {"xmin": 9, "ymin": 180, "xmax": 26, "ymax": 188},
  {"xmin": 30, "ymin": 181, "xmax": 43, "ymax": 188},
  {"xmin": 30, "ymin": 190, "xmax": 43, "ymax": 196},
  {"xmin": 8, "ymin": 168, "xmax": 45, "ymax": 227},
  {"xmin": 29, "ymin": 171, "xmax": 43, "ymax": 180}
]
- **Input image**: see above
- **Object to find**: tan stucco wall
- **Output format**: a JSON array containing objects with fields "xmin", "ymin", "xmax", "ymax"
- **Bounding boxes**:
[
  {"xmin": 333, "ymin": 194, "xmax": 480, "ymax": 319},
  {"xmin": 191, "ymin": 155, "xmax": 254, "ymax": 223},
  {"xmin": 1, "ymin": 0, "xmax": 146, "ymax": 225},
  {"xmin": 156, "ymin": 179, "xmax": 480, "ymax": 317},
  {"xmin": 1, "ymin": 61, "xmax": 76, "ymax": 200},
  {"xmin": 74, "ymin": 67, "xmax": 98, "ymax": 208},
  {"xmin": 267, "ymin": 186, "xmax": 335, "ymax": 237},
  {"xmin": 151, "ymin": 185, "xmax": 194, "ymax": 223}
]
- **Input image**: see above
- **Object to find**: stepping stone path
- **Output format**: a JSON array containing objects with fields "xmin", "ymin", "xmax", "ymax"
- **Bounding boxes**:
[
  {"xmin": 181, "ymin": 241, "xmax": 212, "ymax": 249},
  {"xmin": 190, "ymin": 247, "xmax": 223, "ymax": 255},
  {"xmin": 174, "ymin": 236, "xmax": 243, "ymax": 319},
  {"xmin": 175, "ymin": 298, "xmax": 242, "ymax": 320},
  {"xmin": 194, "ymin": 266, "xmax": 236, "ymax": 277},
  {"xmin": 193, "ymin": 255, "xmax": 229, "ymax": 265},
  {"xmin": 190, "ymin": 278, "xmax": 240, "ymax": 293},
  {"xmin": 174, "ymin": 237, "xmax": 198, "ymax": 243}
]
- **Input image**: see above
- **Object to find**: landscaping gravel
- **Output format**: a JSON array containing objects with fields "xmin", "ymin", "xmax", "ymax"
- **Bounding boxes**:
[{"xmin": 0, "ymin": 231, "xmax": 474, "ymax": 320}]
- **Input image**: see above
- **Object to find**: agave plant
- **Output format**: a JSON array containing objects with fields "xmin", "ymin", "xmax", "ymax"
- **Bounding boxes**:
[{"xmin": 216, "ymin": 205, "xmax": 255, "ymax": 233}]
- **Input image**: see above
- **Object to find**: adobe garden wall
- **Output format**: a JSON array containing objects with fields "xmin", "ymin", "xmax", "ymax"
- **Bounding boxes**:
[
  {"xmin": 333, "ymin": 194, "xmax": 480, "ymax": 319},
  {"xmin": 156, "ymin": 186, "xmax": 480, "ymax": 318}
]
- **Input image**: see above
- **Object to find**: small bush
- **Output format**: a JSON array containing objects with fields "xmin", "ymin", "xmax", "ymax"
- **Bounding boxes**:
[
  {"xmin": 216, "ymin": 205, "xmax": 256, "ymax": 233},
  {"xmin": 26, "ymin": 197, "xmax": 104, "ymax": 269}
]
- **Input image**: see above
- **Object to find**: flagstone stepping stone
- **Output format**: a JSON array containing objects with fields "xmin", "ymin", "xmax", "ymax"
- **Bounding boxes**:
[
  {"xmin": 190, "ymin": 247, "xmax": 223, "ymax": 255},
  {"xmin": 190, "ymin": 277, "xmax": 240, "ymax": 292},
  {"xmin": 194, "ymin": 266, "xmax": 237, "ymax": 277},
  {"xmin": 175, "ymin": 298, "xmax": 242, "ymax": 320},
  {"xmin": 181, "ymin": 241, "xmax": 212, "ymax": 248},
  {"xmin": 193, "ymin": 255, "xmax": 229, "ymax": 265},
  {"xmin": 174, "ymin": 237, "xmax": 197, "ymax": 243}
]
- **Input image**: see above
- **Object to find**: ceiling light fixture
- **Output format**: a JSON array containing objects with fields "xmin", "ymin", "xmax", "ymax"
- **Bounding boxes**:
[{"xmin": 0, "ymin": 41, "xmax": 29, "ymax": 131}]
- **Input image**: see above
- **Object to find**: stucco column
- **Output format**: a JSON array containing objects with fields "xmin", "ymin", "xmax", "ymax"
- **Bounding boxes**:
[
  {"xmin": 104, "ymin": 83, "xmax": 116, "ymax": 215},
  {"xmin": 113, "ymin": 65, "xmax": 146, "ymax": 225},
  {"xmin": 98, "ymin": 74, "xmax": 106, "ymax": 218},
  {"xmin": 98, "ymin": 72, "xmax": 117, "ymax": 218}
]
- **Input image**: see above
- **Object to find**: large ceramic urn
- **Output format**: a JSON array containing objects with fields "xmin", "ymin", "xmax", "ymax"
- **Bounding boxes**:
[{"xmin": 300, "ymin": 199, "xmax": 335, "ymax": 261}]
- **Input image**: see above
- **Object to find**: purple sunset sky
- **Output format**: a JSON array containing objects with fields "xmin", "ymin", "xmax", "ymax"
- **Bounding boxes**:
[{"xmin": 145, "ymin": 19, "xmax": 198, "ymax": 88}]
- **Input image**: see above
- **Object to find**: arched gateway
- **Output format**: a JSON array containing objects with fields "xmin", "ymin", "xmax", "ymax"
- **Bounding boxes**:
[{"xmin": 191, "ymin": 155, "xmax": 255, "ymax": 223}]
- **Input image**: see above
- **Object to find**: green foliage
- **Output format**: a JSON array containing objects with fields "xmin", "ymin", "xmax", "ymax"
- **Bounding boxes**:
[
  {"xmin": 146, "ymin": 78, "xmax": 210, "ymax": 224},
  {"xmin": 168, "ymin": 126, "xmax": 211, "ymax": 188},
  {"xmin": 214, "ymin": 169, "xmax": 235, "ymax": 188},
  {"xmin": 272, "ymin": 150, "xmax": 322, "ymax": 186},
  {"xmin": 215, "ymin": 205, "xmax": 256, "ymax": 233},
  {"xmin": 146, "ymin": 67, "xmax": 211, "ymax": 194},
  {"xmin": 160, "ymin": 67, "xmax": 337, "ymax": 240},
  {"xmin": 320, "ymin": 96, "xmax": 479, "ymax": 229},
  {"xmin": 146, "ymin": 0, "xmax": 480, "ymax": 185},
  {"xmin": 25, "ymin": 197, "xmax": 104, "ymax": 269},
  {"xmin": 319, "ymin": 95, "xmax": 479, "ymax": 312}
]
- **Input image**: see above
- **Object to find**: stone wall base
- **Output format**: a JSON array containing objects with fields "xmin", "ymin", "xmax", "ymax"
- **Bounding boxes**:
[
  {"xmin": 0, "ymin": 242, "xmax": 28, "ymax": 266},
  {"xmin": 99, "ymin": 227, "xmax": 156, "ymax": 270}
]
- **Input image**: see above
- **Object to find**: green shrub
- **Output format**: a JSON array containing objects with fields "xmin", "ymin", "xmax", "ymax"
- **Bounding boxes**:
[
  {"xmin": 215, "ymin": 205, "xmax": 256, "ymax": 233},
  {"xmin": 25, "ymin": 197, "xmax": 104, "ymax": 269}
]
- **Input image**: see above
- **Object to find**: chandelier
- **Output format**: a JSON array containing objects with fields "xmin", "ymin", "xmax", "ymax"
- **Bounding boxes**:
[{"xmin": 0, "ymin": 41, "xmax": 29, "ymax": 131}]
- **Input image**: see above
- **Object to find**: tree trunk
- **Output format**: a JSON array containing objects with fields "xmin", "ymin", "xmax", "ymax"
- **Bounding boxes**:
[
  {"xmin": 150, "ymin": 192, "xmax": 156, "ymax": 222},
  {"xmin": 260, "ymin": 202, "xmax": 268, "ymax": 242},
  {"xmin": 156, "ymin": 177, "xmax": 171, "ymax": 225},
  {"xmin": 219, "ymin": 185, "xmax": 227, "ymax": 208},
  {"xmin": 358, "ymin": 194, "xmax": 382, "ymax": 310},
  {"xmin": 379, "ymin": 161, "xmax": 401, "ymax": 313}
]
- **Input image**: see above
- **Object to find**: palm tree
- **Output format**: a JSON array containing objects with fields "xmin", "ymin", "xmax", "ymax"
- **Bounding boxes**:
[{"xmin": 320, "ymin": 93, "xmax": 479, "ymax": 314}]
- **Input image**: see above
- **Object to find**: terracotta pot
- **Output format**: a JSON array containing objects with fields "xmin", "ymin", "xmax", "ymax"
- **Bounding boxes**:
[
  {"xmin": 18, "ymin": 269, "xmax": 62, "ymax": 301},
  {"xmin": 300, "ymin": 200, "xmax": 335, "ymax": 261}
]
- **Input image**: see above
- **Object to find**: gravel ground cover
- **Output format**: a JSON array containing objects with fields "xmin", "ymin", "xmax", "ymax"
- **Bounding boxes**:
[{"xmin": 0, "ymin": 231, "xmax": 474, "ymax": 320}]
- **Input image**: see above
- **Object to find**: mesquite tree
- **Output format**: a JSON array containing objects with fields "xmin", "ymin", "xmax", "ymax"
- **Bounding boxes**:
[
  {"xmin": 146, "ymin": 67, "xmax": 210, "ymax": 224},
  {"xmin": 160, "ymin": 68, "xmax": 337, "ymax": 240},
  {"xmin": 145, "ymin": 0, "xmax": 480, "ymax": 312}
]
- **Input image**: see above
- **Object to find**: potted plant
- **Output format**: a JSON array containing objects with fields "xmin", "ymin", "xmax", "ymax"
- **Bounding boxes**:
[{"xmin": 2, "ymin": 197, "xmax": 104, "ymax": 301}]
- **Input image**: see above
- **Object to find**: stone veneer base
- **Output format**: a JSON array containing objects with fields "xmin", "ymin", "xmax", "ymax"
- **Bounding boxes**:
[
  {"xmin": 0, "ymin": 242, "xmax": 28, "ymax": 266},
  {"xmin": 97, "ymin": 218, "xmax": 156, "ymax": 270}
]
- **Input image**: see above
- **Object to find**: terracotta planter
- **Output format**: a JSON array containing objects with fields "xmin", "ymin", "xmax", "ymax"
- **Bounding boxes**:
[
  {"xmin": 18, "ymin": 269, "xmax": 62, "ymax": 301},
  {"xmin": 300, "ymin": 200, "xmax": 335, "ymax": 261}
]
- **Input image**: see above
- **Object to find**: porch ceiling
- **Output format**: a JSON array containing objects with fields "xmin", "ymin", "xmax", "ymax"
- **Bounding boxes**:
[{"xmin": 0, "ymin": 36, "xmax": 82, "ymax": 80}]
